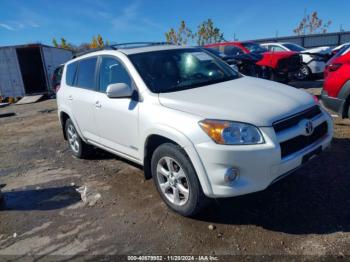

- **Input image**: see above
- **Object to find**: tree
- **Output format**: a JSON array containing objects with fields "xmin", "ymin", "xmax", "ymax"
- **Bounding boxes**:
[
  {"xmin": 293, "ymin": 11, "xmax": 332, "ymax": 35},
  {"xmin": 165, "ymin": 21, "xmax": 194, "ymax": 45},
  {"xmin": 90, "ymin": 36, "xmax": 98, "ymax": 49},
  {"xmin": 97, "ymin": 34, "xmax": 104, "ymax": 47},
  {"xmin": 52, "ymin": 38, "xmax": 58, "ymax": 48},
  {"xmin": 51, "ymin": 35, "xmax": 109, "ymax": 52},
  {"xmin": 60, "ymin": 38, "xmax": 69, "ymax": 49},
  {"xmin": 196, "ymin": 19, "xmax": 225, "ymax": 46}
]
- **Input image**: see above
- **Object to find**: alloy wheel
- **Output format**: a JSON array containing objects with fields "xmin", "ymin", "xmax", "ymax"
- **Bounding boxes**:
[
  {"xmin": 67, "ymin": 123, "xmax": 80, "ymax": 154},
  {"xmin": 156, "ymin": 156, "xmax": 190, "ymax": 206}
]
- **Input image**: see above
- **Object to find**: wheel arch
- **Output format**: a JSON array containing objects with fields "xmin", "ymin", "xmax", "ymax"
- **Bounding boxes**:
[
  {"xmin": 338, "ymin": 80, "xmax": 350, "ymax": 118},
  {"xmin": 142, "ymin": 127, "xmax": 213, "ymax": 196},
  {"xmin": 58, "ymin": 109, "xmax": 86, "ymax": 142}
]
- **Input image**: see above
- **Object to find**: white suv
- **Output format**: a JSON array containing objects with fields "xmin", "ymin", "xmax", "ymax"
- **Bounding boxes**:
[{"xmin": 57, "ymin": 43, "xmax": 333, "ymax": 216}]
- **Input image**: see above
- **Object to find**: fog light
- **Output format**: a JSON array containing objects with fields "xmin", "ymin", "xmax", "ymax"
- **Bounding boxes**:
[{"xmin": 224, "ymin": 168, "xmax": 239, "ymax": 182}]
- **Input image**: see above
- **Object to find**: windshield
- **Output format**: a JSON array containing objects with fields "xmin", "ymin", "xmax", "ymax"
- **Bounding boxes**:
[
  {"xmin": 242, "ymin": 42, "xmax": 267, "ymax": 53},
  {"xmin": 129, "ymin": 48, "xmax": 239, "ymax": 93},
  {"xmin": 283, "ymin": 43, "xmax": 305, "ymax": 52},
  {"xmin": 331, "ymin": 46, "xmax": 350, "ymax": 61}
]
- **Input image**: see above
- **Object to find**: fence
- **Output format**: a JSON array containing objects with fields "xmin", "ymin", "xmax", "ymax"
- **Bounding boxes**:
[{"xmin": 252, "ymin": 31, "xmax": 350, "ymax": 48}]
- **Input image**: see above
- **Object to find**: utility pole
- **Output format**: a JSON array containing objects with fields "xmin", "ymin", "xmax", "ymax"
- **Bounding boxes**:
[{"xmin": 303, "ymin": 8, "xmax": 307, "ymax": 35}]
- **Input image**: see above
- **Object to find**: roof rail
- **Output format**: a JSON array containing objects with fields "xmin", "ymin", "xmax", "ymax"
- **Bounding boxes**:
[
  {"xmin": 72, "ymin": 46, "xmax": 115, "ymax": 58},
  {"xmin": 110, "ymin": 42, "xmax": 173, "ymax": 49},
  {"xmin": 71, "ymin": 42, "xmax": 174, "ymax": 58}
]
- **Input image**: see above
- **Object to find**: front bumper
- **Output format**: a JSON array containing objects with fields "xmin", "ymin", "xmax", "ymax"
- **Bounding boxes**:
[
  {"xmin": 195, "ymin": 112, "xmax": 333, "ymax": 198},
  {"xmin": 321, "ymin": 89, "xmax": 345, "ymax": 116}
]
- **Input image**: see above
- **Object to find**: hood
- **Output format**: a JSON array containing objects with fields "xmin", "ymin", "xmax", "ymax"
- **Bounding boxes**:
[
  {"xmin": 303, "ymin": 46, "xmax": 332, "ymax": 54},
  {"xmin": 262, "ymin": 51, "xmax": 296, "ymax": 57},
  {"xmin": 257, "ymin": 51, "xmax": 298, "ymax": 68},
  {"xmin": 158, "ymin": 77, "xmax": 315, "ymax": 126}
]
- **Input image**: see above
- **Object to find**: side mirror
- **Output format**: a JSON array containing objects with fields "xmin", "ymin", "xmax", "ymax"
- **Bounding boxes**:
[{"xmin": 106, "ymin": 83, "xmax": 133, "ymax": 98}]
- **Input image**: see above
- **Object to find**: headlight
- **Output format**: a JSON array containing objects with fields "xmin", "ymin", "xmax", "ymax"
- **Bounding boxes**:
[{"xmin": 199, "ymin": 119, "xmax": 264, "ymax": 145}]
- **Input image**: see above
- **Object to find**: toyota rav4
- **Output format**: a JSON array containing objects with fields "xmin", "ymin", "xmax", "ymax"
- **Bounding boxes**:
[{"xmin": 57, "ymin": 43, "xmax": 333, "ymax": 216}]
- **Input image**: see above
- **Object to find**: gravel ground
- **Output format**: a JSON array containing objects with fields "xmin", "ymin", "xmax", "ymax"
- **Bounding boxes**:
[{"xmin": 0, "ymin": 85, "xmax": 350, "ymax": 260}]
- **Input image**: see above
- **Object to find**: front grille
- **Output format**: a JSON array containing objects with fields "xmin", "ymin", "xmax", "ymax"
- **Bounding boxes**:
[
  {"xmin": 273, "ymin": 106, "xmax": 322, "ymax": 133},
  {"xmin": 280, "ymin": 121, "xmax": 328, "ymax": 158},
  {"xmin": 277, "ymin": 54, "xmax": 302, "ymax": 72}
]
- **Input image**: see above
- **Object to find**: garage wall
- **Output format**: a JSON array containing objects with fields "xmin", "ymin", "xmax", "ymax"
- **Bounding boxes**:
[{"xmin": 0, "ymin": 47, "xmax": 25, "ymax": 97}]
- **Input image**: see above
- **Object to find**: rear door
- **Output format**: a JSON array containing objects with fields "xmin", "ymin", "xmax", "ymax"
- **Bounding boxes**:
[
  {"xmin": 68, "ymin": 57, "xmax": 99, "ymax": 141},
  {"xmin": 93, "ymin": 55, "xmax": 140, "ymax": 159}
]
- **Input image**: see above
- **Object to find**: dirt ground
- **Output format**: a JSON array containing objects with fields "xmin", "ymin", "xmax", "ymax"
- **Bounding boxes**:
[{"xmin": 0, "ymin": 84, "xmax": 350, "ymax": 259}]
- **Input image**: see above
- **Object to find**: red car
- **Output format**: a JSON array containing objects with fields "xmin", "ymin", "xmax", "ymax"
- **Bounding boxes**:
[
  {"xmin": 321, "ymin": 46, "xmax": 350, "ymax": 118},
  {"xmin": 205, "ymin": 41, "xmax": 302, "ymax": 83}
]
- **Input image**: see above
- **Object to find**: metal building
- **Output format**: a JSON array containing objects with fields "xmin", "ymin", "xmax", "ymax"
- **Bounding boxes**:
[
  {"xmin": 252, "ymin": 31, "xmax": 350, "ymax": 48},
  {"xmin": 0, "ymin": 44, "xmax": 72, "ymax": 98}
]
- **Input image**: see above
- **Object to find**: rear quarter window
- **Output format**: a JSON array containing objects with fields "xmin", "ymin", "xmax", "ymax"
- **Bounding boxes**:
[{"xmin": 66, "ymin": 62, "xmax": 78, "ymax": 86}]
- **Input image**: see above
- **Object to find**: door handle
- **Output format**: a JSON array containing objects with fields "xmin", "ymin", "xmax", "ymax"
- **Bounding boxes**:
[
  {"xmin": 68, "ymin": 95, "xmax": 73, "ymax": 100},
  {"xmin": 95, "ymin": 101, "xmax": 102, "ymax": 108}
]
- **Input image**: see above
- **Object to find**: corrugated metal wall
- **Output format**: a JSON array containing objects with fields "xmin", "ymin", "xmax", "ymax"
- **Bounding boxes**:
[
  {"xmin": 0, "ymin": 47, "xmax": 25, "ymax": 97},
  {"xmin": 253, "ymin": 31, "xmax": 350, "ymax": 48},
  {"xmin": 0, "ymin": 45, "xmax": 72, "ymax": 97},
  {"xmin": 41, "ymin": 46, "xmax": 73, "ymax": 90}
]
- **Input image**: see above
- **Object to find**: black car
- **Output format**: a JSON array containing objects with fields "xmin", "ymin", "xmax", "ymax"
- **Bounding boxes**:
[{"xmin": 51, "ymin": 64, "xmax": 64, "ymax": 93}]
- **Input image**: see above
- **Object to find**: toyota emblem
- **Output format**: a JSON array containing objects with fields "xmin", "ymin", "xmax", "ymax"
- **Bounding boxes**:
[{"xmin": 305, "ymin": 120, "xmax": 314, "ymax": 136}]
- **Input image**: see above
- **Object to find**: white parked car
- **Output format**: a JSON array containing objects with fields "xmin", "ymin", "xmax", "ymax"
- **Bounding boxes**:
[
  {"xmin": 57, "ymin": 43, "xmax": 333, "ymax": 216},
  {"xmin": 332, "ymin": 43, "xmax": 350, "ymax": 55},
  {"xmin": 261, "ymin": 42, "xmax": 330, "ymax": 80}
]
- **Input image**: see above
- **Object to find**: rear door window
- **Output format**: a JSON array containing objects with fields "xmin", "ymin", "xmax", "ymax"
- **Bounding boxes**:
[{"xmin": 76, "ymin": 57, "xmax": 98, "ymax": 90}]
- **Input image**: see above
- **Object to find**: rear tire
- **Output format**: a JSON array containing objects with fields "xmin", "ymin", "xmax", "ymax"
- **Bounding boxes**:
[
  {"xmin": 65, "ymin": 119, "xmax": 92, "ymax": 159},
  {"xmin": 151, "ymin": 143, "xmax": 208, "ymax": 217}
]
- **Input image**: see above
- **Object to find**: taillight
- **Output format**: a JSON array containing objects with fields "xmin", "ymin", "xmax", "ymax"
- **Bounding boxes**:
[
  {"xmin": 55, "ymin": 84, "xmax": 61, "ymax": 93},
  {"xmin": 327, "ymin": 63, "xmax": 342, "ymax": 72}
]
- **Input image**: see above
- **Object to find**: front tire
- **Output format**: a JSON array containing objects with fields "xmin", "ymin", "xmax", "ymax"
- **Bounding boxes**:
[
  {"xmin": 151, "ymin": 143, "xmax": 208, "ymax": 217},
  {"xmin": 65, "ymin": 119, "xmax": 92, "ymax": 159},
  {"xmin": 295, "ymin": 64, "xmax": 311, "ymax": 81}
]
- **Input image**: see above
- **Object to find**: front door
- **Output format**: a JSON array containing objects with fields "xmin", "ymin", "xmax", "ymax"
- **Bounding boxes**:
[{"xmin": 94, "ymin": 56, "xmax": 140, "ymax": 160}]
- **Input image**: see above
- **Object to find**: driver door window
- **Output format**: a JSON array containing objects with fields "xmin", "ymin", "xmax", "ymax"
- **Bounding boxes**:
[
  {"xmin": 99, "ymin": 57, "xmax": 132, "ymax": 92},
  {"xmin": 94, "ymin": 56, "xmax": 139, "ymax": 160}
]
